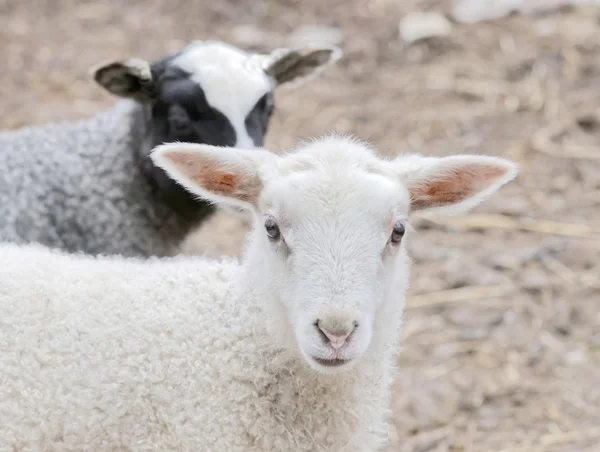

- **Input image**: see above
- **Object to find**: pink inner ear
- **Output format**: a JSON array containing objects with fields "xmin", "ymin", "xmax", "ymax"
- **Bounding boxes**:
[
  {"xmin": 165, "ymin": 151, "xmax": 260, "ymax": 203},
  {"xmin": 411, "ymin": 164, "xmax": 508, "ymax": 210}
]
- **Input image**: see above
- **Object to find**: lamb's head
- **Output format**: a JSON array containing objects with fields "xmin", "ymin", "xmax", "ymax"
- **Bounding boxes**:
[
  {"xmin": 93, "ymin": 40, "xmax": 340, "ymax": 149},
  {"xmin": 151, "ymin": 136, "xmax": 518, "ymax": 373}
]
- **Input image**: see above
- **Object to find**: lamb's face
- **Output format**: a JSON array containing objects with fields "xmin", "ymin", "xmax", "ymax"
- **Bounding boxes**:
[
  {"xmin": 94, "ymin": 41, "xmax": 341, "ymax": 150},
  {"xmin": 150, "ymin": 136, "xmax": 518, "ymax": 375},
  {"xmin": 257, "ymin": 142, "xmax": 411, "ymax": 373},
  {"xmin": 150, "ymin": 42, "xmax": 274, "ymax": 149}
]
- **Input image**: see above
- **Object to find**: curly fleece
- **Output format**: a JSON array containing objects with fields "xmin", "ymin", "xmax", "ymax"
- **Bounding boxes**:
[
  {"xmin": 0, "ymin": 100, "xmax": 211, "ymax": 258},
  {"xmin": 0, "ymin": 243, "xmax": 400, "ymax": 452}
]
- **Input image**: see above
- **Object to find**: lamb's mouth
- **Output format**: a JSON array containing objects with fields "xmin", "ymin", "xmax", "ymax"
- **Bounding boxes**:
[{"xmin": 312, "ymin": 357, "xmax": 351, "ymax": 367}]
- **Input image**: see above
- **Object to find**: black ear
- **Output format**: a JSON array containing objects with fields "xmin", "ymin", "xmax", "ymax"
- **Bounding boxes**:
[
  {"xmin": 92, "ymin": 58, "xmax": 157, "ymax": 102},
  {"xmin": 263, "ymin": 46, "xmax": 342, "ymax": 87}
]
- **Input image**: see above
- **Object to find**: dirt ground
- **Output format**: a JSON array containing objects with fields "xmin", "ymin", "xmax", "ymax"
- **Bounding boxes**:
[{"xmin": 2, "ymin": 0, "xmax": 600, "ymax": 450}]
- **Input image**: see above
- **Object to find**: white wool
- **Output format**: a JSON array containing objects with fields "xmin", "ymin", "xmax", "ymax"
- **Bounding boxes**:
[
  {"xmin": 0, "ymin": 136, "xmax": 517, "ymax": 451},
  {"xmin": 0, "ymin": 243, "xmax": 399, "ymax": 451}
]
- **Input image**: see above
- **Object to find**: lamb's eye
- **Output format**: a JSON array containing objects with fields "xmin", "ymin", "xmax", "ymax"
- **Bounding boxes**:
[
  {"xmin": 264, "ymin": 216, "xmax": 281, "ymax": 241},
  {"xmin": 390, "ymin": 221, "xmax": 405, "ymax": 244}
]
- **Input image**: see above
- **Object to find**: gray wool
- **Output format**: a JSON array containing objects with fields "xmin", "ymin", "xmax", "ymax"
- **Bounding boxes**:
[{"xmin": 0, "ymin": 100, "xmax": 210, "ymax": 257}]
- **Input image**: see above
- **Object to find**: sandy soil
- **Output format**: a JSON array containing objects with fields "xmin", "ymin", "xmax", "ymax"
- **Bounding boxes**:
[{"xmin": 2, "ymin": 0, "xmax": 599, "ymax": 450}]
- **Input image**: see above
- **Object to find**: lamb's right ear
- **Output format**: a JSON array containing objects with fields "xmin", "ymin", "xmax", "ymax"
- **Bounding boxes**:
[
  {"xmin": 261, "ymin": 46, "xmax": 342, "ymax": 88},
  {"xmin": 150, "ymin": 143, "xmax": 278, "ymax": 211},
  {"xmin": 92, "ymin": 58, "xmax": 157, "ymax": 101},
  {"xmin": 396, "ymin": 154, "xmax": 518, "ymax": 215}
]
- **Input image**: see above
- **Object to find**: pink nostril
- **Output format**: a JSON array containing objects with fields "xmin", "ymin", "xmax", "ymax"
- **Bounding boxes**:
[
  {"xmin": 316, "ymin": 322, "xmax": 356, "ymax": 350},
  {"xmin": 323, "ymin": 330, "xmax": 350, "ymax": 349}
]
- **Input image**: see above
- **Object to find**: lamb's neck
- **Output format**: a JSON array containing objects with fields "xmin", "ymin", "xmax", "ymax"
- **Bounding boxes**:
[
  {"xmin": 130, "ymin": 101, "xmax": 216, "ymax": 230},
  {"xmin": 237, "ymin": 230, "xmax": 279, "ymax": 303}
]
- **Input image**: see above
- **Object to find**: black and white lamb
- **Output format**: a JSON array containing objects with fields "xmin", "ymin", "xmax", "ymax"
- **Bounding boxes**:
[{"xmin": 0, "ymin": 40, "xmax": 340, "ymax": 257}]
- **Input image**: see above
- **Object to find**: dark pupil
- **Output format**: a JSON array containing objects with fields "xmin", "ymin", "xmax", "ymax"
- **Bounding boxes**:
[
  {"xmin": 265, "ymin": 218, "xmax": 280, "ymax": 238},
  {"xmin": 392, "ymin": 223, "xmax": 405, "ymax": 242}
]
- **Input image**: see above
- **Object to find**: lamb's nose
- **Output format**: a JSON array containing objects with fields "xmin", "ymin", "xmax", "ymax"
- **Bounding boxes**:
[{"xmin": 316, "ymin": 320, "xmax": 357, "ymax": 350}]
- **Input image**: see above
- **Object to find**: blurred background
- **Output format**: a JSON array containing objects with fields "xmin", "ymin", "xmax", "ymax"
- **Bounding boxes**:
[{"xmin": 2, "ymin": 0, "xmax": 600, "ymax": 450}]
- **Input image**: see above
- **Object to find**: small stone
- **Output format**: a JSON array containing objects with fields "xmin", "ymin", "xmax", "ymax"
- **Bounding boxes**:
[
  {"xmin": 519, "ymin": 0, "xmax": 583, "ymax": 15},
  {"xmin": 399, "ymin": 12, "xmax": 452, "ymax": 44},
  {"xmin": 535, "ymin": 18, "xmax": 560, "ymax": 37},
  {"xmin": 230, "ymin": 24, "xmax": 272, "ymax": 48},
  {"xmin": 433, "ymin": 343, "xmax": 464, "ymax": 359},
  {"xmin": 487, "ymin": 253, "xmax": 522, "ymax": 271},
  {"xmin": 451, "ymin": 0, "xmax": 517, "ymax": 24},
  {"xmin": 564, "ymin": 348, "xmax": 588, "ymax": 367},
  {"xmin": 452, "ymin": 0, "xmax": 599, "ymax": 25},
  {"xmin": 458, "ymin": 327, "xmax": 489, "ymax": 341},
  {"xmin": 286, "ymin": 25, "xmax": 343, "ymax": 48}
]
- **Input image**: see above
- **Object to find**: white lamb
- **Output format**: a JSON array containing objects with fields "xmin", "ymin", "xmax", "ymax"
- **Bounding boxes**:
[{"xmin": 0, "ymin": 136, "xmax": 517, "ymax": 451}]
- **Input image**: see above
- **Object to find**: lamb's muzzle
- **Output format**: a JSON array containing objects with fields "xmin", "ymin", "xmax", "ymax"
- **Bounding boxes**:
[{"xmin": 316, "ymin": 318, "xmax": 357, "ymax": 349}]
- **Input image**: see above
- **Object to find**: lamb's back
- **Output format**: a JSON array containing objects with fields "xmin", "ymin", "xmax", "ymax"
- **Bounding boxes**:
[
  {"xmin": 0, "ymin": 243, "xmax": 266, "ymax": 450},
  {"xmin": 0, "ymin": 101, "xmax": 175, "ymax": 256},
  {"xmin": 0, "ymin": 243, "xmax": 394, "ymax": 451}
]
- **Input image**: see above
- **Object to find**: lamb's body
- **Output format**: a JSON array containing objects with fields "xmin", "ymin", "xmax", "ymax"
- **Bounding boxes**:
[
  {"xmin": 0, "ymin": 136, "xmax": 516, "ymax": 451},
  {"xmin": 0, "ymin": 243, "xmax": 396, "ymax": 451},
  {"xmin": 0, "ymin": 41, "xmax": 340, "ymax": 257},
  {"xmin": 0, "ymin": 101, "xmax": 207, "ymax": 257}
]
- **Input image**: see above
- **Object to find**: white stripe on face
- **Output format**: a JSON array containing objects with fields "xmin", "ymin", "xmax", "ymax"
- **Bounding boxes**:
[{"xmin": 173, "ymin": 41, "xmax": 273, "ymax": 148}]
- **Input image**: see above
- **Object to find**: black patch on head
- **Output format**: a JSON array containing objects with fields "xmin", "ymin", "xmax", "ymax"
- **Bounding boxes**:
[
  {"xmin": 138, "ymin": 52, "xmax": 276, "ymax": 227},
  {"xmin": 245, "ymin": 92, "xmax": 275, "ymax": 147},
  {"xmin": 150, "ymin": 66, "xmax": 237, "ymax": 148}
]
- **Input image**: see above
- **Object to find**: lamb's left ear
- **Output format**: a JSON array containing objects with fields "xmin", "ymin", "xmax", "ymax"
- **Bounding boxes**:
[
  {"xmin": 92, "ymin": 58, "xmax": 157, "ymax": 101},
  {"xmin": 261, "ymin": 46, "xmax": 342, "ymax": 87},
  {"xmin": 150, "ymin": 143, "xmax": 278, "ymax": 211},
  {"xmin": 397, "ymin": 155, "xmax": 518, "ymax": 215}
]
